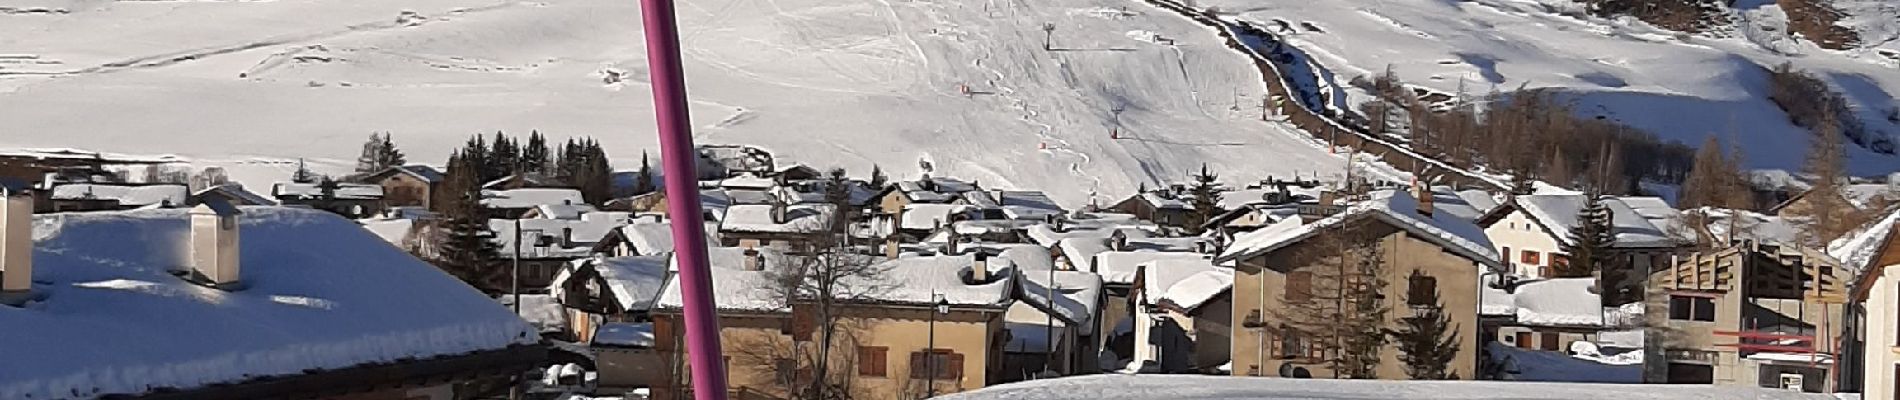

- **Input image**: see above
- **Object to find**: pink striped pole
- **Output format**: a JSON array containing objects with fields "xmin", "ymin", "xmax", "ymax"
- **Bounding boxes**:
[{"xmin": 637, "ymin": 0, "xmax": 730, "ymax": 398}]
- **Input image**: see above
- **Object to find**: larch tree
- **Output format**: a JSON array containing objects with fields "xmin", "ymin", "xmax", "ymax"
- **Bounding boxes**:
[
  {"xmin": 1792, "ymin": 109, "xmax": 1855, "ymax": 246},
  {"xmin": 1275, "ymin": 221, "xmax": 1390, "ymax": 379},
  {"xmin": 1679, "ymin": 135, "xmax": 1732, "ymax": 210},
  {"xmin": 1387, "ymin": 270, "xmax": 1460, "ymax": 380}
]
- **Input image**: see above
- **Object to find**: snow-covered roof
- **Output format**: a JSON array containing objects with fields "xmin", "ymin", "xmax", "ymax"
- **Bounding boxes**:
[
  {"xmin": 611, "ymin": 221, "xmax": 718, "ymax": 256},
  {"xmin": 655, "ymin": 247, "xmax": 788, "ymax": 312},
  {"xmin": 501, "ymin": 294, "xmax": 568, "ymax": 334},
  {"xmin": 901, "ymin": 203, "xmax": 973, "ymax": 231},
  {"xmin": 1093, "ymin": 251, "xmax": 1211, "ymax": 285},
  {"xmin": 724, "ymin": 189, "xmax": 775, "ymax": 205},
  {"xmin": 52, "ymin": 183, "xmax": 189, "ymax": 206},
  {"xmin": 1845, "ymin": 184, "xmax": 1898, "ymax": 209},
  {"xmin": 0, "ymin": 207, "xmax": 536, "ymax": 399},
  {"xmin": 593, "ymin": 255, "xmax": 670, "ymax": 312},
  {"xmin": 482, "ymin": 188, "xmax": 586, "ymax": 210},
  {"xmin": 1697, "ymin": 207, "xmax": 1802, "ymax": 246},
  {"xmin": 1218, "ymin": 190, "xmax": 1501, "ymax": 270},
  {"xmin": 1025, "ymin": 220, "xmax": 1155, "ymax": 248},
  {"xmin": 963, "ymin": 190, "xmax": 1001, "ymax": 208},
  {"xmin": 974, "ymin": 243, "xmax": 1057, "ymax": 272},
  {"xmin": 1017, "ymin": 269, "xmax": 1104, "ymax": 335},
  {"xmin": 852, "ymin": 255, "xmax": 1017, "ymax": 308},
  {"xmin": 1829, "ymin": 207, "xmax": 1900, "ymax": 275},
  {"xmin": 719, "ymin": 174, "xmax": 776, "ymax": 190},
  {"xmin": 1139, "ymin": 192, "xmax": 1190, "ymax": 210},
  {"xmin": 948, "ymin": 219, "xmax": 1042, "ymax": 237},
  {"xmin": 1512, "ymin": 195, "xmax": 1675, "ymax": 248},
  {"xmin": 1615, "ymin": 197, "xmax": 1679, "ymax": 237},
  {"xmin": 372, "ymin": 165, "xmax": 444, "ymax": 183},
  {"xmin": 1456, "ymin": 190, "xmax": 1499, "ymax": 216},
  {"xmin": 272, "ymin": 182, "xmax": 383, "ymax": 200},
  {"xmin": 1510, "ymin": 278, "xmax": 1605, "ymax": 327},
  {"xmin": 1137, "ymin": 258, "xmax": 1227, "ymax": 308},
  {"xmin": 997, "ymin": 191, "xmax": 1064, "ymax": 220},
  {"xmin": 489, "ymin": 218, "xmax": 620, "ymax": 259},
  {"xmin": 1123, "ymin": 236, "xmax": 1208, "ymax": 252},
  {"xmin": 1058, "ymin": 237, "xmax": 1111, "ymax": 268},
  {"xmin": 360, "ymin": 218, "xmax": 417, "ymax": 245},
  {"xmin": 1428, "ymin": 187, "xmax": 1487, "ymax": 223},
  {"xmin": 1159, "ymin": 269, "xmax": 1234, "ymax": 312},
  {"xmin": 529, "ymin": 204, "xmax": 599, "ymax": 220},
  {"xmin": 720, "ymin": 203, "xmax": 837, "ymax": 234},
  {"xmin": 593, "ymin": 322, "xmax": 655, "ymax": 348},
  {"xmin": 193, "ymin": 184, "xmax": 276, "ymax": 206}
]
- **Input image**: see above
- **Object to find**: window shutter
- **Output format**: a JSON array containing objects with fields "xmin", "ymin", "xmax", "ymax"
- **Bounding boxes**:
[
  {"xmin": 1286, "ymin": 271, "xmax": 1313, "ymax": 302},
  {"xmin": 909, "ymin": 352, "xmax": 927, "ymax": 379},
  {"xmin": 858, "ymin": 346, "xmax": 887, "ymax": 377},
  {"xmin": 947, "ymin": 353, "xmax": 965, "ymax": 380},
  {"xmin": 1408, "ymin": 275, "xmax": 1437, "ymax": 306}
]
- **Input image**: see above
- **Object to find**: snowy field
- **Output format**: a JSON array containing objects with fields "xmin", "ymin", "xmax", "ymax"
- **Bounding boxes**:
[
  {"xmin": 1193, "ymin": 0, "xmax": 1900, "ymax": 176},
  {"xmin": 941, "ymin": 375, "xmax": 1834, "ymax": 400},
  {"xmin": 0, "ymin": 0, "xmax": 1354, "ymax": 205}
]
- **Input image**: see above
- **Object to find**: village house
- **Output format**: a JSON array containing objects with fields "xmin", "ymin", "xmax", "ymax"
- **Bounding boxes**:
[
  {"xmin": 483, "ymin": 187, "xmax": 587, "ymax": 219},
  {"xmin": 44, "ymin": 182, "xmax": 190, "ymax": 212},
  {"xmin": 0, "ymin": 200, "xmax": 542, "ymax": 399},
  {"xmin": 717, "ymin": 198, "xmax": 838, "ymax": 252},
  {"xmin": 994, "ymin": 245, "xmax": 1105, "ymax": 380},
  {"xmin": 488, "ymin": 216, "xmax": 621, "ymax": 292},
  {"xmin": 359, "ymin": 165, "xmax": 444, "ymax": 209},
  {"xmin": 1108, "ymin": 191, "xmax": 1193, "ymax": 230},
  {"xmin": 1831, "ymin": 208, "xmax": 1900, "ymax": 397},
  {"xmin": 1127, "ymin": 259, "xmax": 1235, "ymax": 374},
  {"xmin": 272, "ymin": 181, "xmax": 386, "ymax": 218},
  {"xmin": 593, "ymin": 221, "xmax": 717, "ymax": 257},
  {"xmin": 874, "ymin": 176, "xmax": 983, "ymax": 214},
  {"xmin": 1644, "ymin": 240, "xmax": 1851, "ymax": 392},
  {"xmin": 1479, "ymin": 276, "xmax": 1633, "ymax": 354},
  {"xmin": 1217, "ymin": 188, "xmax": 1502, "ymax": 380},
  {"xmin": 549, "ymin": 254, "xmax": 670, "ymax": 342},
  {"xmin": 1475, "ymin": 194, "xmax": 1682, "ymax": 286},
  {"xmin": 191, "ymin": 184, "xmax": 276, "ymax": 207}
]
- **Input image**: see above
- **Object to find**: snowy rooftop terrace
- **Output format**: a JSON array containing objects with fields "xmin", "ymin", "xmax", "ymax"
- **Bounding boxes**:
[{"xmin": 0, "ymin": 207, "xmax": 536, "ymax": 399}]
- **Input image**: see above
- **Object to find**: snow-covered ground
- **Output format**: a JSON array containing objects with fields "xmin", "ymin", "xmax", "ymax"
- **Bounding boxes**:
[
  {"xmin": 0, "ymin": 0, "xmax": 1354, "ymax": 206},
  {"xmin": 941, "ymin": 374, "xmax": 1832, "ymax": 400},
  {"xmin": 1193, "ymin": 0, "xmax": 1900, "ymax": 176}
]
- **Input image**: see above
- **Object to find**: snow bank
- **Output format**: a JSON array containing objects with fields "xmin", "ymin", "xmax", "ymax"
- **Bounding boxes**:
[
  {"xmin": 592, "ymin": 322, "xmax": 655, "ymax": 348},
  {"xmin": 0, "ymin": 207, "xmax": 536, "ymax": 399},
  {"xmin": 1488, "ymin": 343, "xmax": 1642, "ymax": 384},
  {"xmin": 942, "ymin": 374, "xmax": 1826, "ymax": 399}
]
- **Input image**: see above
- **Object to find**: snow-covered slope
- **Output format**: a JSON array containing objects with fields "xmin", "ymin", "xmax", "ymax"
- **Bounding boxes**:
[
  {"xmin": 0, "ymin": 0, "xmax": 1353, "ymax": 206},
  {"xmin": 942, "ymin": 374, "xmax": 1830, "ymax": 400},
  {"xmin": 1194, "ymin": 0, "xmax": 1900, "ymax": 175}
]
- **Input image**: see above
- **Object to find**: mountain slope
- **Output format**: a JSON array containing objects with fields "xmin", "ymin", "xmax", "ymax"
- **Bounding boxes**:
[
  {"xmin": 1195, "ymin": 0, "xmax": 1900, "ymax": 176},
  {"xmin": 0, "ymin": 0, "xmax": 1354, "ymax": 205}
]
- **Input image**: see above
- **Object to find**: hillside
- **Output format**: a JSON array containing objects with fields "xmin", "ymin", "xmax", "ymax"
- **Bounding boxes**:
[
  {"xmin": 0, "ymin": 0, "xmax": 1365, "ymax": 206},
  {"xmin": 1194, "ymin": 0, "xmax": 1900, "ymax": 176}
]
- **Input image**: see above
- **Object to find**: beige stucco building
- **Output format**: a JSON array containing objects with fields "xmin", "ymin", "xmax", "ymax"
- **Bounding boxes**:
[
  {"xmin": 1645, "ymin": 242, "xmax": 1849, "ymax": 392},
  {"xmin": 1219, "ymin": 189, "xmax": 1501, "ymax": 380}
]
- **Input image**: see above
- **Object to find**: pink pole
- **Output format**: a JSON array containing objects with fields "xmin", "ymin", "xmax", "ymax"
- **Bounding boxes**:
[{"xmin": 637, "ymin": 0, "xmax": 729, "ymax": 398}]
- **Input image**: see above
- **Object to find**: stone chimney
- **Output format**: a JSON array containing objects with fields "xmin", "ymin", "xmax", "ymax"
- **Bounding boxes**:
[
  {"xmin": 769, "ymin": 195, "xmax": 788, "ymax": 224},
  {"xmin": 742, "ymin": 248, "xmax": 764, "ymax": 271},
  {"xmin": 1111, "ymin": 229, "xmax": 1128, "ymax": 252},
  {"xmin": 2, "ymin": 179, "xmax": 33, "ymax": 305},
  {"xmin": 1413, "ymin": 181, "xmax": 1434, "ymax": 218},
  {"xmin": 560, "ymin": 227, "xmax": 574, "ymax": 248},
  {"xmin": 970, "ymin": 252, "xmax": 990, "ymax": 282},
  {"xmin": 1318, "ymin": 190, "xmax": 1337, "ymax": 206},
  {"xmin": 944, "ymin": 228, "xmax": 961, "ymax": 256},
  {"xmin": 189, "ymin": 196, "xmax": 243, "ymax": 290}
]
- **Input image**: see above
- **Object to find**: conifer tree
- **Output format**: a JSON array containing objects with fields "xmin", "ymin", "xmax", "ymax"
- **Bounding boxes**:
[
  {"xmin": 377, "ymin": 132, "xmax": 406, "ymax": 170},
  {"xmin": 1556, "ymin": 194, "xmax": 1616, "ymax": 278},
  {"xmin": 462, "ymin": 135, "xmax": 492, "ymax": 182},
  {"xmin": 433, "ymin": 151, "xmax": 507, "ymax": 292},
  {"xmin": 1387, "ymin": 271, "xmax": 1460, "ymax": 380},
  {"xmin": 355, "ymin": 133, "xmax": 387, "ymax": 175},
  {"xmin": 291, "ymin": 158, "xmax": 318, "ymax": 184},
  {"xmin": 490, "ymin": 131, "xmax": 520, "ymax": 179},
  {"xmin": 521, "ymin": 131, "xmax": 551, "ymax": 175},
  {"xmin": 566, "ymin": 138, "xmax": 614, "ymax": 205},
  {"xmin": 1186, "ymin": 164, "xmax": 1223, "ymax": 234},
  {"xmin": 634, "ymin": 151, "xmax": 656, "ymax": 196},
  {"xmin": 868, "ymin": 164, "xmax": 888, "ymax": 189}
]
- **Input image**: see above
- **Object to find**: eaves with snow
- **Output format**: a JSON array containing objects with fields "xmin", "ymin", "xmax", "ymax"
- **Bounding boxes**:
[{"xmin": 0, "ymin": 207, "xmax": 539, "ymax": 399}]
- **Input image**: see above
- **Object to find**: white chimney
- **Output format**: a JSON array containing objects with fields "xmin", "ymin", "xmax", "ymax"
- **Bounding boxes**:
[
  {"xmin": 2, "ymin": 180, "xmax": 33, "ymax": 305},
  {"xmin": 970, "ymin": 252, "xmax": 990, "ymax": 282},
  {"xmin": 742, "ymin": 248, "xmax": 764, "ymax": 271},
  {"xmin": 190, "ymin": 197, "xmax": 243, "ymax": 290},
  {"xmin": 770, "ymin": 195, "xmax": 788, "ymax": 224}
]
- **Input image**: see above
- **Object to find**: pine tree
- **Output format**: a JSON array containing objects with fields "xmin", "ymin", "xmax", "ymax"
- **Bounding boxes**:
[
  {"xmin": 355, "ymin": 133, "xmax": 386, "ymax": 175},
  {"xmin": 462, "ymin": 135, "xmax": 493, "ymax": 183},
  {"xmin": 433, "ymin": 151, "xmax": 507, "ymax": 292},
  {"xmin": 377, "ymin": 132, "xmax": 407, "ymax": 170},
  {"xmin": 633, "ymin": 151, "xmax": 656, "ymax": 196},
  {"xmin": 521, "ymin": 131, "xmax": 551, "ymax": 175},
  {"xmin": 490, "ymin": 131, "xmax": 520, "ymax": 179},
  {"xmin": 1186, "ymin": 164, "xmax": 1223, "ymax": 234},
  {"xmin": 1556, "ymin": 194, "xmax": 1616, "ymax": 278},
  {"xmin": 570, "ymin": 138, "xmax": 614, "ymax": 205},
  {"xmin": 1387, "ymin": 271, "xmax": 1460, "ymax": 380},
  {"xmin": 291, "ymin": 158, "xmax": 318, "ymax": 184},
  {"xmin": 868, "ymin": 164, "xmax": 888, "ymax": 189}
]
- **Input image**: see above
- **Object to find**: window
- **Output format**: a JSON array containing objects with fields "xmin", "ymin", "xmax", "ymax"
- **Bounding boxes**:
[
  {"xmin": 1521, "ymin": 250, "xmax": 1541, "ymax": 266},
  {"xmin": 1407, "ymin": 274, "xmax": 1437, "ymax": 306},
  {"xmin": 1515, "ymin": 332, "xmax": 1533, "ymax": 349},
  {"xmin": 909, "ymin": 349, "xmax": 963, "ymax": 380},
  {"xmin": 1285, "ymin": 271, "xmax": 1313, "ymax": 302},
  {"xmin": 1278, "ymin": 330, "xmax": 1304, "ymax": 359},
  {"xmin": 858, "ymin": 346, "xmax": 888, "ymax": 377},
  {"xmin": 1668, "ymin": 295, "xmax": 1716, "ymax": 322},
  {"xmin": 1540, "ymin": 333, "xmax": 1561, "ymax": 351}
]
